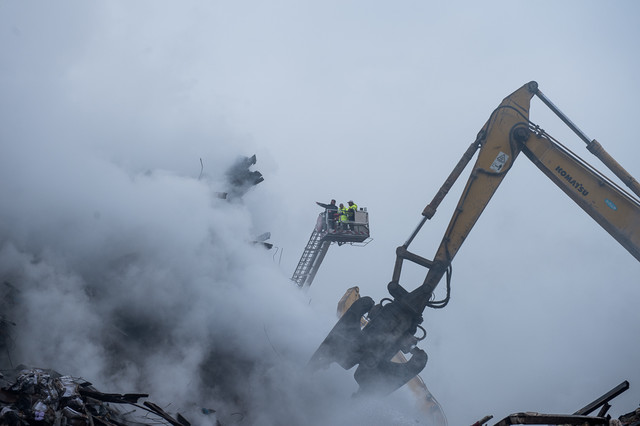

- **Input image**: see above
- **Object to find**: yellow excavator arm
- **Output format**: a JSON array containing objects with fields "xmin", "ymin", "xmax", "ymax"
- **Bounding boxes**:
[
  {"xmin": 433, "ymin": 81, "xmax": 639, "ymax": 264},
  {"xmin": 521, "ymin": 112, "xmax": 640, "ymax": 261},
  {"xmin": 309, "ymin": 81, "xmax": 640, "ymax": 396},
  {"xmin": 408, "ymin": 82, "xmax": 640, "ymax": 311}
]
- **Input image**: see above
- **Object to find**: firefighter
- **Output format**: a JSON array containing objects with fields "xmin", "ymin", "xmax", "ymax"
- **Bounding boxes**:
[
  {"xmin": 338, "ymin": 203, "xmax": 349, "ymax": 229},
  {"xmin": 316, "ymin": 199, "xmax": 338, "ymax": 230},
  {"xmin": 347, "ymin": 200, "xmax": 358, "ymax": 229}
]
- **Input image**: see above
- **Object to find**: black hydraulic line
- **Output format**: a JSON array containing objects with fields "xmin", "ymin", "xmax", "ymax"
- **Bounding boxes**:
[{"xmin": 426, "ymin": 264, "xmax": 452, "ymax": 309}]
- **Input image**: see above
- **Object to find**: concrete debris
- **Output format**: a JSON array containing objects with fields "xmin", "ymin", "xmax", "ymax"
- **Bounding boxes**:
[
  {"xmin": 618, "ymin": 407, "xmax": 640, "ymax": 425},
  {"xmin": 0, "ymin": 366, "xmax": 208, "ymax": 426},
  {"xmin": 224, "ymin": 154, "xmax": 264, "ymax": 199},
  {"xmin": 251, "ymin": 232, "xmax": 273, "ymax": 249},
  {"xmin": 491, "ymin": 409, "xmax": 640, "ymax": 425},
  {"xmin": 470, "ymin": 414, "xmax": 493, "ymax": 426},
  {"xmin": 489, "ymin": 380, "xmax": 639, "ymax": 425}
]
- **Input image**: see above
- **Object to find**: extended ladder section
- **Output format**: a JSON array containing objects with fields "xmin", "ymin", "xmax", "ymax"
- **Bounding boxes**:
[
  {"xmin": 291, "ymin": 209, "xmax": 371, "ymax": 288},
  {"xmin": 291, "ymin": 229, "xmax": 331, "ymax": 288}
]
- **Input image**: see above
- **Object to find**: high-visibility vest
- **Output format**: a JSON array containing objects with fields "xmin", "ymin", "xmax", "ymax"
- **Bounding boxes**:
[
  {"xmin": 348, "ymin": 203, "xmax": 358, "ymax": 220},
  {"xmin": 339, "ymin": 207, "xmax": 348, "ymax": 222}
]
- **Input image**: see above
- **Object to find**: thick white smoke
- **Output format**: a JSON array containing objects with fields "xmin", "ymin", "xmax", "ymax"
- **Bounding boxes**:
[
  {"xmin": 0, "ymin": 4, "xmax": 428, "ymax": 421},
  {"xmin": 0, "ymin": 113, "xmax": 428, "ymax": 425},
  {"xmin": 4, "ymin": 2, "xmax": 640, "ymax": 424}
]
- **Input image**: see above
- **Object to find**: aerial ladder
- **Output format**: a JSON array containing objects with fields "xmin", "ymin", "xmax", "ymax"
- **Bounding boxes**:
[{"xmin": 291, "ymin": 206, "xmax": 371, "ymax": 288}]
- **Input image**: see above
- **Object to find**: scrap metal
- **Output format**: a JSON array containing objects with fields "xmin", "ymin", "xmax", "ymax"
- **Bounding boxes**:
[{"xmin": 0, "ymin": 366, "xmax": 203, "ymax": 426}]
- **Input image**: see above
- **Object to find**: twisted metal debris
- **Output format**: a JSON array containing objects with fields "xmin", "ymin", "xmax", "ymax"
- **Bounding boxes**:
[{"xmin": 0, "ymin": 367, "xmax": 204, "ymax": 426}]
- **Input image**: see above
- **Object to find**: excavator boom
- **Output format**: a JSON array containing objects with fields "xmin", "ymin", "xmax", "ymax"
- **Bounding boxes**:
[
  {"xmin": 309, "ymin": 81, "xmax": 640, "ymax": 395},
  {"xmin": 522, "ymin": 123, "xmax": 640, "ymax": 261}
]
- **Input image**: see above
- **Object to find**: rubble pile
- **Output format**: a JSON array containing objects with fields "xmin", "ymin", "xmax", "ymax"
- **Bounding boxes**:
[
  {"xmin": 0, "ymin": 367, "xmax": 197, "ymax": 426},
  {"xmin": 617, "ymin": 407, "xmax": 640, "ymax": 425},
  {"xmin": 223, "ymin": 154, "xmax": 264, "ymax": 200}
]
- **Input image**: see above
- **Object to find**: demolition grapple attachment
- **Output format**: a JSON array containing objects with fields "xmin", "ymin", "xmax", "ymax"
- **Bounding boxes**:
[{"xmin": 308, "ymin": 293, "xmax": 428, "ymax": 395}]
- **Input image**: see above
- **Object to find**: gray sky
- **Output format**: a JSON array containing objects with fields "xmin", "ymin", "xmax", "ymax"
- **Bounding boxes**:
[{"xmin": 1, "ymin": 1, "xmax": 640, "ymax": 425}]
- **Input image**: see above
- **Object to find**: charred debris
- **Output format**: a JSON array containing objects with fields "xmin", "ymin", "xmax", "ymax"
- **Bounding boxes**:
[
  {"xmin": 216, "ymin": 154, "xmax": 264, "ymax": 201},
  {"xmin": 0, "ymin": 367, "xmax": 204, "ymax": 426},
  {"xmin": 469, "ymin": 380, "xmax": 640, "ymax": 425},
  {"xmin": 0, "ymin": 155, "xmax": 267, "ymax": 426}
]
